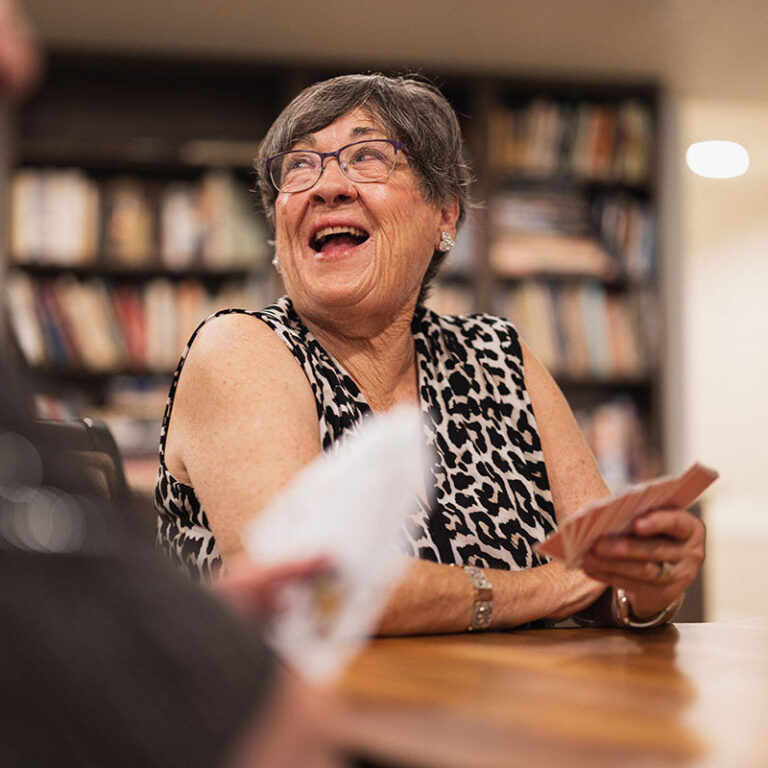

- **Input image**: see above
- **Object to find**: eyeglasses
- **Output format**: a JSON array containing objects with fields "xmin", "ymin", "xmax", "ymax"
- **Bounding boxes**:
[{"xmin": 266, "ymin": 139, "xmax": 411, "ymax": 194}]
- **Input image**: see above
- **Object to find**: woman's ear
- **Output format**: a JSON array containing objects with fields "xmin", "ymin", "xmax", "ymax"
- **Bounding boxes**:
[
  {"xmin": 435, "ymin": 196, "xmax": 460, "ymax": 247},
  {"xmin": 440, "ymin": 196, "xmax": 460, "ymax": 231}
]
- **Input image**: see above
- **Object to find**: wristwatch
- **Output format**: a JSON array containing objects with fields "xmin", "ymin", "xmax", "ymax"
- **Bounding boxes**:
[{"xmin": 463, "ymin": 565, "xmax": 494, "ymax": 631}]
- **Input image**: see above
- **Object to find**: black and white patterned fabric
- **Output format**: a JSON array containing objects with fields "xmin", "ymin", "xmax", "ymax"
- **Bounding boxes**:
[{"xmin": 155, "ymin": 296, "xmax": 556, "ymax": 580}]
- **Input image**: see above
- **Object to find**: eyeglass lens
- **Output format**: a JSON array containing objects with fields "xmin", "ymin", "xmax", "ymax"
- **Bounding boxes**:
[{"xmin": 270, "ymin": 140, "xmax": 398, "ymax": 193}]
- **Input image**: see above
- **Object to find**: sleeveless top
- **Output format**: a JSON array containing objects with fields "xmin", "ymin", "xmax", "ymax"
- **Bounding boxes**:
[{"xmin": 155, "ymin": 296, "xmax": 557, "ymax": 581}]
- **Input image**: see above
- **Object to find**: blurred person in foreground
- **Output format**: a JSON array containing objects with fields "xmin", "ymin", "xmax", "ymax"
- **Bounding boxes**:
[
  {"xmin": 157, "ymin": 73, "xmax": 705, "ymax": 632},
  {"xmin": 0, "ymin": 362, "xmax": 343, "ymax": 768},
  {"xmin": 0, "ymin": 2, "xmax": 342, "ymax": 765}
]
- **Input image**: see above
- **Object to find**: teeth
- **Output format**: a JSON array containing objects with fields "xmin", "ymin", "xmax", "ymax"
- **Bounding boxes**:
[{"xmin": 313, "ymin": 225, "xmax": 368, "ymax": 245}]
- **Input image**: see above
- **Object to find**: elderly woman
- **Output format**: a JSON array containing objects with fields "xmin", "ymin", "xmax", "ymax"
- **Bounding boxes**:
[{"xmin": 156, "ymin": 73, "xmax": 705, "ymax": 632}]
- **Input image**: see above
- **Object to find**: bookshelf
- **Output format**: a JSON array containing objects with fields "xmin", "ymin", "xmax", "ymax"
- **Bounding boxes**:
[
  {"xmin": 474, "ymin": 80, "xmax": 662, "ymax": 492},
  {"xmin": 2, "ymin": 53, "xmax": 289, "ymax": 479},
  {"xmin": 1, "ymin": 53, "xmax": 664, "ymax": 495}
]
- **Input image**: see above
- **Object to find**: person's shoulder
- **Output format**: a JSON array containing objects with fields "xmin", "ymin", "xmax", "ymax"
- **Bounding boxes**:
[
  {"xmin": 181, "ymin": 299, "xmax": 308, "ymax": 394},
  {"xmin": 190, "ymin": 309, "xmax": 284, "ymax": 359}
]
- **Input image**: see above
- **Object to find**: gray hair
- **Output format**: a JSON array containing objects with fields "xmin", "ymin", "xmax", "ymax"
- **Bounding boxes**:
[{"xmin": 255, "ymin": 73, "xmax": 474, "ymax": 304}]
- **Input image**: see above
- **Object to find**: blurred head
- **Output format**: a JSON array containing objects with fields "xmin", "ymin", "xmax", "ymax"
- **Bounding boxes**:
[
  {"xmin": 0, "ymin": 0, "xmax": 42, "ymax": 102},
  {"xmin": 256, "ymin": 73, "xmax": 473, "ymax": 307}
]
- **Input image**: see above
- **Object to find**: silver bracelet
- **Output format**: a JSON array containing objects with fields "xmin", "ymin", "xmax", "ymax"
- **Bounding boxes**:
[
  {"xmin": 612, "ymin": 588, "xmax": 681, "ymax": 629},
  {"xmin": 463, "ymin": 565, "xmax": 494, "ymax": 631}
]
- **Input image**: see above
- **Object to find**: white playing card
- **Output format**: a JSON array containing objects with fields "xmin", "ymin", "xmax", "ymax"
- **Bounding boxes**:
[
  {"xmin": 537, "ymin": 462, "xmax": 718, "ymax": 567},
  {"xmin": 244, "ymin": 404, "xmax": 429, "ymax": 684}
]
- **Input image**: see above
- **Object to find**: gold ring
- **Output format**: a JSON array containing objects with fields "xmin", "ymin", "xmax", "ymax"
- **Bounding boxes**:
[{"xmin": 654, "ymin": 560, "xmax": 673, "ymax": 584}]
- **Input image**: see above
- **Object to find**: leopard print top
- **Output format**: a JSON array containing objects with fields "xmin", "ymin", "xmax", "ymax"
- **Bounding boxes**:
[{"xmin": 155, "ymin": 296, "xmax": 556, "ymax": 580}]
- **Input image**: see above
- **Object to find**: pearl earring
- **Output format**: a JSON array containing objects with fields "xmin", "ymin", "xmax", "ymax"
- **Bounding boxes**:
[
  {"xmin": 271, "ymin": 255, "xmax": 282, "ymax": 274},
  {"xmin": 437, "ymin": 231, "xmax": 454, "ymax": 253}
]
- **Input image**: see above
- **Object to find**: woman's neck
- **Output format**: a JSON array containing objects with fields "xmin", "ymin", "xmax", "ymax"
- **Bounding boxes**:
[{"xmin": 301, "ymin": 303, "xmax": 420, "ymax": 413}]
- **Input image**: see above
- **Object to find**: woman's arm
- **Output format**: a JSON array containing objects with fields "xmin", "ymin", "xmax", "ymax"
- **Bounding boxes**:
[
  {"xmin": 521, "ymin": 339, "xmax": 705, "ymax": 622},
  {"xmin": 519, "ymin": 340, "xmax": 612, "ymax": 520},
  {"xmin": 164, "ymin": 313, "xmax": 322, "ymax": 560},
  {"xmin": 377, "ymin": 557, "xmax": 603, "ymax": 634}
]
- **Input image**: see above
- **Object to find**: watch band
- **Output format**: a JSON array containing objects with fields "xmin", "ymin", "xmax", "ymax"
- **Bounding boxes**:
[
  {"xmin": 613, "ymin": 588, "xmax": 681, "ymax": 629},
  {"xmin": 463, "ymin": 565, "xmax": 493, "ymax": 631}
]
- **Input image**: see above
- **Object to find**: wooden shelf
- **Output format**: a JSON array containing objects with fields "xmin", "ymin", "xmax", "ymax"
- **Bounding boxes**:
[
  {"xmin": 27, "ymin": 366, "xmax": 173, "ymax": 381},
  {"xmin": 492, "ymin": 272, "xmax": 654, "ymax": 289},
  {"xmin": 492, "ymin": 173, "xmax": 652, "ymax": 198},
  {"xmin": 19, "ymin": 138, "xmax": 261, "ymax": 175},
  {"xmin": 11, "ymin": 262, "xmax": 259, "ymax": 282}
]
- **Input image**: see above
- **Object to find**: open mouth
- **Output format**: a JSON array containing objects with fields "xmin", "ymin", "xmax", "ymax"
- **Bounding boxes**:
[{"xmin": 310, "ymin": 225, "xmax": 370, "ymax": 254}]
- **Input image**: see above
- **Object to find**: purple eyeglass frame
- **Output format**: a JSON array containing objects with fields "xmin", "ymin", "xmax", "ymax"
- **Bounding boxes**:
[{"xmin": 266, "ymin": 138, "xmax": 412, "ymax": 192}]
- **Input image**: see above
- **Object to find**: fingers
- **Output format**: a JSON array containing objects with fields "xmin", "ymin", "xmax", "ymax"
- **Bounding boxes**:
[
  {"xmin": 590, "ymin": 509, "xmax": 705, "ymax": 562},
  {"xmin": 253, "ymin": 556, "xmax": 333, "ymax": 585},
  {"xmin": 631, "ymin": 508, "xmax": 702, "ymax": 541},
  {"xmin": 582, "ymin": 554, "xmax": 676, "ymax": 585},
  {"xmin": 212, "ymin": 555, "xmax": 332, "ymax": 620},
  {"xmin": 580, "ymin": 508, "xmax": 706, "ymax": 617},
  {"xmin": 581, "ymin": 554, "xmax": 697, "ymax": 616},
  {"xmin": 590, "ymin": 534, "xmax": 683, "ymax": 563}
]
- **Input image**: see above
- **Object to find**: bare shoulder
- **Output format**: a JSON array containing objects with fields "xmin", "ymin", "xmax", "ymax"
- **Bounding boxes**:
[
  {"xmin": 182, "ymin": 311, "xmax": 309, "ymax": 394},
  {"xmin": 520, "ymin": 338, "xmax": 609, "ymax": 520},
  {"xmin": 164, "ymin": 312, "xmax": 321, "ymax": 551},
  {"xmin": 170, "ymin": 312, "xmax": 317, "ymax": 443}
]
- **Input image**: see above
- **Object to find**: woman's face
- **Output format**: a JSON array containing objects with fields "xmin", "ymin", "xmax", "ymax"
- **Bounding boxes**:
[{"xmin": 273, "ymin": 108, "xmax": 458, "ymax": 328}]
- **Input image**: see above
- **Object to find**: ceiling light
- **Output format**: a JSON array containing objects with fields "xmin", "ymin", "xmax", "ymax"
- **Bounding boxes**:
[{"xmin": 686, "ymin": 141, "xmax": 750, "ymax": 179}]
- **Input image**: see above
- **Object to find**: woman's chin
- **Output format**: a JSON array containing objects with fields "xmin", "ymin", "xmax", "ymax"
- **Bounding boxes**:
[
  {"xmin": 292, "ymin": 270, "xmax": 376, "ymax": 316},
  {"xmin": 294, "ymin": 252, "xmax": 375, "ymax": 307}
]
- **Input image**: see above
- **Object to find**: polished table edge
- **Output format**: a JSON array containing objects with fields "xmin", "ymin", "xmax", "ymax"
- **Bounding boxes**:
[{"xmin": 330, "ymin": 618, "xmax": 768, "ymax": 768}]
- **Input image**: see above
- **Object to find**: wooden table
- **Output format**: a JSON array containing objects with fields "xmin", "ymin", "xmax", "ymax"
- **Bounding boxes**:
[{"xmin": 333, "ymin": 619, "xmax": 768, "ymax": 768}]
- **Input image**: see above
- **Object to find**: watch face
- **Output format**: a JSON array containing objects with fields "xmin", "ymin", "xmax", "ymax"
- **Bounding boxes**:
[{"xmin": 471, "ymin": 600, "xmax": 493, "ymax": 630}]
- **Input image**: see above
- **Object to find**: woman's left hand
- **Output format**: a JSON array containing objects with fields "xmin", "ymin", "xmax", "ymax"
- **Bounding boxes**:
[{"xmin": 581, "ymin": 508, "xmax": 706, "ymax": 618}]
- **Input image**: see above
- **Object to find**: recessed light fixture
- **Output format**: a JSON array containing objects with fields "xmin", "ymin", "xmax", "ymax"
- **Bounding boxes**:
[{"xmin": 686, "ymin": 141, "xmax": 750, "ymax": 179}]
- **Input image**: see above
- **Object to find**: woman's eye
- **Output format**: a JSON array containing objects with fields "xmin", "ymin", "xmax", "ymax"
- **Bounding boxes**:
[
  {"xmin": 350, "ymin": 146, "xmax": 385, "ymax": 164},
  {"xmin": 286, "ymin": 154, "xmax": 315, "ymax": 171}
]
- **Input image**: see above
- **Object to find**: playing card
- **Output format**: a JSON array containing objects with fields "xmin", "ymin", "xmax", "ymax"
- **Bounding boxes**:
[
  {"xmin": 659, "ymin": 464, "xmax": 719, "ymax": 509},
  {"xmin": 537, "ymin": 462, "xmax": 718, "ymax": 567},
  {"xmin": 539, "ymin": 527, "xmax": 567, "ymax": 561},
  {"xmin": 244, "ymin": 405, "xmax": 430, "ymax": 684},
  {"xmin": 609, "ymin": 481, "xmax": 669, "ymax": 537}
]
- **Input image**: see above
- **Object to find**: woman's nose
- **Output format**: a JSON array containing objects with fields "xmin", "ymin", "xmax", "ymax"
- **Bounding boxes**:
[{"xmin": 311, "ymin": 157, "xmax": 358, "ymax": 205}]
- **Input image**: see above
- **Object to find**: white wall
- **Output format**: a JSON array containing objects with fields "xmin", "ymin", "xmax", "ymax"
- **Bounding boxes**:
[{"xmin": 678, "ymin": 98, "xmax": 768, "ymax": 620}]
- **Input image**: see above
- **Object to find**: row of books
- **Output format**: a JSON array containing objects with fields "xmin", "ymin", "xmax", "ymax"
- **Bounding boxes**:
[
  {"xmin": 10, "ymin": 168, "xmax": 271, "ymax": 270},
  {"xmin": 488, "ymin": 98, "xmax": 653, "ymax": 185},
  {"xmin": 489, "ymin": 190, "xmax": 654, "ymax": 281},
  {"xmin": 6, "ymin": 271, "xmax": 272, "ymax": 373},
  {"xmin": 497, "ymin": 281, "xmax": 658, "ymax": 380},
  {"xmin": 31, "ymin": 377, "xmax": 656, "ymax": 487}
]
